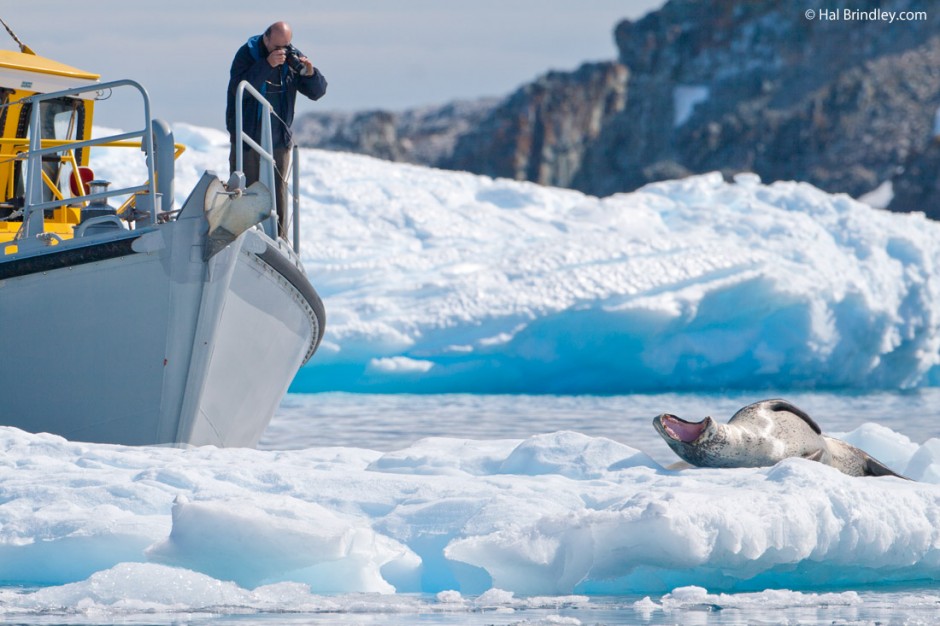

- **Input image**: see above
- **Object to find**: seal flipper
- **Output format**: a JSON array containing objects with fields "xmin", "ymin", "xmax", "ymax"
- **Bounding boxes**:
[
  {"xmin": 801, "ymin": 445, "xmax": 836, "ymax": 468},
  {"xmin": 863, "ymin": 454, "xmax": 910, "ymax": 480},
  {"xmin": 803, "ymin": 449, "xmax": 826, "ymax": 462}
]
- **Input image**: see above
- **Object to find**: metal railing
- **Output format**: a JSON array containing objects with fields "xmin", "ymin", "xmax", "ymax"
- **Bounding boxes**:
[
  {"xmin": 234, "ymin": 80, "xmax": 301, "ymax": 251},
  {"xmin": 292, "ymin": 143, "xmax": 300, "ymax": 253},
  {"xmin": 20, "ymin": 79, "xmax": 159, "ymax": 241},
  {"xmin": 15, "ymin": 79, "xmax": 300, "ymax": 252},
  {"xmin": 2, "ymin": 136, "xmax": 185, "ymax": 213}
]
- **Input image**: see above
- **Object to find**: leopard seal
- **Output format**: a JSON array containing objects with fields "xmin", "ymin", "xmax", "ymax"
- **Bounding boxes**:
[{"xmin": 652, "ymin": 399, "xmax": 905, "ymax": 478}]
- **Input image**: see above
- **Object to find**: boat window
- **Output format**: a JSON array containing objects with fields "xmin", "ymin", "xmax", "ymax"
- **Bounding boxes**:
[
  {"xmin": 14, "ymin": 97, "xmax": 86, "ymax": 202},
  {"xmin": 43, "ymin": 97, "xmax": 82, "ymax": 142},
  {"xmin": 0, "ymin": 89, "xmax": 12, "ymax": 212},
  {"xmin": 0, "ymin": 88, "xmax": 10, "ymax": 136}
]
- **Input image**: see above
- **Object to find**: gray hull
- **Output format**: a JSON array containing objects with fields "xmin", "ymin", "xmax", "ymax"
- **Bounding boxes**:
[{"xmin": 0, "ymin": 173, "xmax": 323, "ymax": 447}]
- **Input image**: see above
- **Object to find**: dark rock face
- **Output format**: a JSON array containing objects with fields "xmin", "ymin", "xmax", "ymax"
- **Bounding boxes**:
[
  {"xmin": 889, "ymin": 138, "xmax": 940, "ymax": 218},
  {"xmin": 576, "ymin": 0, "xmax": 940, "ymax": 199},
  {"xmin": 291, "ymin": 99, "xmax": 499, "ymax": 166},
  {"xmin": 293, "ymin": 60, "xmax": 628, "ymax": 191},
  {"xmin": 442, "ymin": 62, "xmax": 628, "ymax": 188},
  {"xmin": 295, "ymin": 0, "xmax": 940, "ymax": 215}
]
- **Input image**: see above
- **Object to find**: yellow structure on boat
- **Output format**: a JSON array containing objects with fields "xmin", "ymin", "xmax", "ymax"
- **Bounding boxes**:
[
  {"xmin": 0, "ymin": 49, "xmax": 99, "ymax": 246},
  {"xmin": 0, "ymin": 47, "xmax": 184, "ymax": 252}
]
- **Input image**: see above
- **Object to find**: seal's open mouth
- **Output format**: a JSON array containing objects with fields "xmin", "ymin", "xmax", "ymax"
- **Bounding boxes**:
[{"xmin": 659, "ymin": 414, "xmax": 708, "ymax": 443}]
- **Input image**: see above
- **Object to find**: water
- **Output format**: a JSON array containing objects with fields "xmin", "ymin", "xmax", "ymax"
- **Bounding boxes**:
[
  {"xmin": 257, "ymin": 390, "xmax": 940, "ymax": 625},
  {"xmin": 9, "ymin": 588, "xmax": 939, "ymax": 625},
  {"xmin": 263, "ymin": 389, "xmax": 940, "ymax": 465}
]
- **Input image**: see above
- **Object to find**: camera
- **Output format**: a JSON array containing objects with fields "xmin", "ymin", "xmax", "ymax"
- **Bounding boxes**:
[{"xmin": 284, "ymin": 44, "xmax": 306, "ymax": 74}]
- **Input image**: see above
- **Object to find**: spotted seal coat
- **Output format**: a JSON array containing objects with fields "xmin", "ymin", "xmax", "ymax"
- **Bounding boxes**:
[{"xmin": 652, "ymin": 399, "xmax": 905, "ymax": 478}]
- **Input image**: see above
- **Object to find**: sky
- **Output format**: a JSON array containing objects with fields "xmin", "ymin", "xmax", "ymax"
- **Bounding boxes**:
[{"xmin": 4, "ymin": 1, "xmax": 663, "ymax": 130}]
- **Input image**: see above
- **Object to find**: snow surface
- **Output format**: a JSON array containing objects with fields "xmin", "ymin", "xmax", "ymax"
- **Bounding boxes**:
[
  {"xmin": 859, "ymin": 180, "xmax": 894, "ymax": 209},
  {"xmin": 0, "ymin": 423, "xmax": 939, "ymax": 618},
  {"xmin": 96, "ymin": 123, "xmax": 940, "ymax": 394},
  {"xmin": 673, "ymin": 84, "xmax": 710, "ymax": 127}
]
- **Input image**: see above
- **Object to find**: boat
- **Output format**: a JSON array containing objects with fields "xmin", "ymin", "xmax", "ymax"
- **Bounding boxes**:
[{"xmin": 0, "ymin": 30, "xmax": 325, "ymax": 446}]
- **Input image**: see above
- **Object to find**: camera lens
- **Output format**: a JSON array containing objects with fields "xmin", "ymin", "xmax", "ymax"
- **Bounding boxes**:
[{"xmin": 285, "ymin": 45, "xmax": 305, "ymax": 73}]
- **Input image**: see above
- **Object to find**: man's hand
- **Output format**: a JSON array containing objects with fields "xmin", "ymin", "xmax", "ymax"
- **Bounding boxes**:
[
  {"xmin": 267, "ymin": 48, "xmax": 287, "ymax": 68},
  {"xmin": 299, "ymin": 55, "xmax": 314, "ymax": 77}
]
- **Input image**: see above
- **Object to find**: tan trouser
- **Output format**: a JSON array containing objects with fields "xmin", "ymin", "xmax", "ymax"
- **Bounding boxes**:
[{"xmin": 229, "ymin": 143, "xmax": 291, "ymax": 238}]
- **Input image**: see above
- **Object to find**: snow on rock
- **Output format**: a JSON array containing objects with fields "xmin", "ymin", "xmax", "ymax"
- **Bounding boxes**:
[
  {"xmin": 673, "ymin": 84, "xmax": 710, "ymax": 127},
  {"xmin": 1, "ymin": 424, "xmax": 939, "ymax": 612}
]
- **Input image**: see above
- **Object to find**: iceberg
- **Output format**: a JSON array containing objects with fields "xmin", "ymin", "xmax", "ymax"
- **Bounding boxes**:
[{"xmin": 95, "ymin": 125, "xmax": 940, "ymax": 394}]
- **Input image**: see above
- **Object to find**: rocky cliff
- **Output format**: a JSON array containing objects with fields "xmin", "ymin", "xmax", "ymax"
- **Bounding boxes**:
[
  {"xmin": 295, "ymin": 0, "xmax": 940, "ymax": 215},
  {"xmin": 292, "ymin": 98, "xmax": 499, "ymax": 166},
  {"xmin": 440, "ymin": 62, "xmax": 628, "ymax": 188},
  {"xmin": 576, "ymin": 0, "xmax": 940, "ymax": 201}
]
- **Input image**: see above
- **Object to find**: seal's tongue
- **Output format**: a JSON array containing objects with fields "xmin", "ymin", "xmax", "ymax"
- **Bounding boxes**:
[{"xmin": 662, "ymin": 415, "xmax": 708, "ymax": 443}]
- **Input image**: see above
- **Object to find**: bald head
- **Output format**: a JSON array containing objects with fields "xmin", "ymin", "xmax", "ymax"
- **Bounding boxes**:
[{"xmin": 263, "ymin": 22, "xmax": 293, "ymax": 49}]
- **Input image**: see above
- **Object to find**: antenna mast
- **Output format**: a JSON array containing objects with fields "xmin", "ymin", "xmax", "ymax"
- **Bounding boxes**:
[{"xmin": 0, "ymin": 17, "xmax": 35, "ymax": 54}]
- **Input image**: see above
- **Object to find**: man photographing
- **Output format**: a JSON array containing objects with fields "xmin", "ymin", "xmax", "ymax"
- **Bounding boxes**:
[{"xmin": 225, "ymin": 21, "xmax": 327, "ymax": 237}]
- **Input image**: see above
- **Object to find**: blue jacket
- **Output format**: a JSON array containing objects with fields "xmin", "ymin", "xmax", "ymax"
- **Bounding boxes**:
[{"xmin": 225, "ymin": 34, "xmax": 327, "ymax": 147}]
